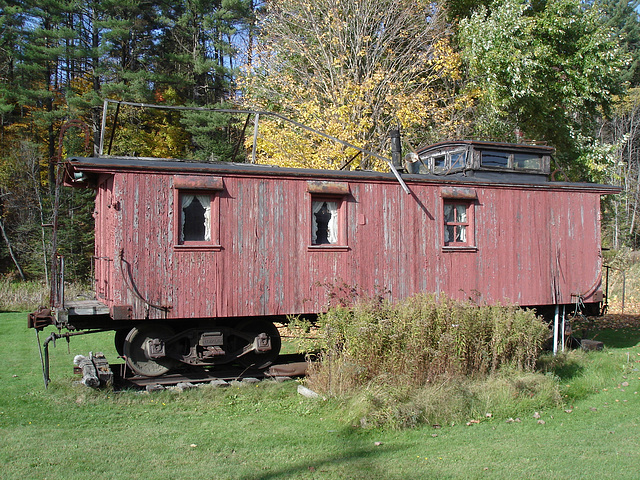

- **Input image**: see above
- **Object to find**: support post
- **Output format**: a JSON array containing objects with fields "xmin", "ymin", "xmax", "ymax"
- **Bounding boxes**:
[
  {"xmin": 553, "ymin": 304, "xmax": 559, "ymax": 355},
  {"xmin": 252, "ymin": 113, "xmax": 260, "ymax": 164},
  {"xmin": 390, "ymin": 129, "xmax": 402, "ymax": 170},
  {"xmin": 561, "ymin": 304, "xmax": 566, "ymax": 353}
]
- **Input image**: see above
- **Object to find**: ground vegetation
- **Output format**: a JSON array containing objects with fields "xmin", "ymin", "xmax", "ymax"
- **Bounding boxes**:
[
  {"xmin": 2, "ymin": 309, "xmax": 640, "ymax": 478},
  {"xmin": 305, "ymin": 294, "xmax": 551, "ymax": 428}
]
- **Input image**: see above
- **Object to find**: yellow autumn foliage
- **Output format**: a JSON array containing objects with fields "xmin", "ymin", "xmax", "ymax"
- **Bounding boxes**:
[{"xmin": 240, "ymin": 0, "xmax": 476, "ymax": 170}]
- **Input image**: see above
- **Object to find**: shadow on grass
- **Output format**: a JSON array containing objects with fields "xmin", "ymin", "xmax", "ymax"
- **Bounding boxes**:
[
  {"xmin": 572, "ymin": 314, "xmax": 640, "ymax": 349},
  {"xmin": 247, "ymin": 441, "xmax": 437, "ymax": 480},
  {"xmin": 538, "ymin": 354, "xmax": 584, "ymax": 381},
  {"xmin": 577, "ymin": 329, "xmax": 640, "ymax": 349}
]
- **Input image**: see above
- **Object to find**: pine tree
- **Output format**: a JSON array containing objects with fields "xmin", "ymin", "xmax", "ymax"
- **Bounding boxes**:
[{"xmin": 593, "ymin": 0, "xmax": 640, "ymax": 86}]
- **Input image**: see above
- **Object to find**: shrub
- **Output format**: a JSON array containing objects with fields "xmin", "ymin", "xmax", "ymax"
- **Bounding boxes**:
[
  {"xmin": 307, "ymin": 294, "xmax": 549, "ymax": 394},
  {"xmin": 305, "ymin": 294, "xmax": 555, "ymax": 428}
]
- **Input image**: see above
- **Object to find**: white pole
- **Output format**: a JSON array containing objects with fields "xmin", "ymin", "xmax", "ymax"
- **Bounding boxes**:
[
  {"xmin": 252, "ymin": 113, "xmax": 260, "ymax": 164},
  {"xmin": 553, "ymin": 304, "xmax": 559, "ymax": 355},
  {"xmin": 99, "ymin": 100, "xmax": 108, "ymax": 156},
  {"xmin": 561, "ymin": 305, "xmax": 566, "ymax": 352}
]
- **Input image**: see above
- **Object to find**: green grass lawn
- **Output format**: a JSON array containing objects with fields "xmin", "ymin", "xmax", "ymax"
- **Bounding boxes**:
[{"xmin": 2, "ymin": 311, "xmax": 640, "ymax": 479}]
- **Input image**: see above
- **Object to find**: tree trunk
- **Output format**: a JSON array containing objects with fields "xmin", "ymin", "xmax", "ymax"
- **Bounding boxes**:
[{"xmin": 0, "ymin": 216, "xmax": 26, "ymax": 281}]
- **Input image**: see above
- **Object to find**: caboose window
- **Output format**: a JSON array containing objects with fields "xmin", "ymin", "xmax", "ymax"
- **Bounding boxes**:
[
  {"xmin": 307, "ymin": 181, "xmax": 349, "ymax": 251},
  {"xmin": 415, "ymin": 150, "xmax": 466, "ymax": 174},
  {"xmin": 433, "ymin": 155, "xmax": 446, "ymax": 169},
  {"xmin": 180, "ymin": 194, "xmax": 211, "ymax": 242},
  {"xmin": 444, "ymin": 201, "xmax": 471, "ymax": 246},
  {"xmin": 480, "ymin": 150, "xmax": 543, "ymax": 171},
  {"xmin": 312, "ymin": 200, "xmax": 339, "ymax": 245},
  {"xmin": 450, "ymin": 151, "xmax": 466, "ymax": 169},
  {"xmin": 173, "ymin": 175, "xmax": 223, "ymax": 251},
  {"xmin": 481, "ymin": 150, "xmax": 510, "ymax": 168},
  {"xmin": 513, "ymin": 153, "xmax": 542, "ymax": 170}
]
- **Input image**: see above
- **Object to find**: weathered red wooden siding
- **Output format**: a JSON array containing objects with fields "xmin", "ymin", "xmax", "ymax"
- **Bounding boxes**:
[
  {"xmin": 94, "ymin": 169, "xmax": 606, "ymax": 321},
  {"xmin": 94, "ymin": 174, "xmax": 115, "ymax": 305}
]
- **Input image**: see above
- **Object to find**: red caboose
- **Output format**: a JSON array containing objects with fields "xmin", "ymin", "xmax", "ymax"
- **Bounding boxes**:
[{"xmin": 34, "ymin": 140, "xmax": 618, "ymax": 376}]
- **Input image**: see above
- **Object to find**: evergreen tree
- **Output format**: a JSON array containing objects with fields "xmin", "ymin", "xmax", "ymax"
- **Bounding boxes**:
[{"xmin": 592, "ymin": 0, "xmax": 640, "ymax": 86}]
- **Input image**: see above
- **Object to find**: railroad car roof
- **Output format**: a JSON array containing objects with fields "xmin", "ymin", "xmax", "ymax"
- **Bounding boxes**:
[
  {"xmin": 415, "ymin": 139, "xmax": 555, "ymax": 155},
  {"xmin": 65, "ymin": 155, "xmax": 621, "ymax": 194}
]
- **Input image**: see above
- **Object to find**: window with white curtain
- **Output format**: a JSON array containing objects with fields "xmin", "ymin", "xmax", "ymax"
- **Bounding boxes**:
[
  {"xmin": 180, "ymin": 193, "xmax": 211, "ymax": 242},
  {"xmin": 311, "ymin": 199, "xmax": 339, "ymax": 245}
]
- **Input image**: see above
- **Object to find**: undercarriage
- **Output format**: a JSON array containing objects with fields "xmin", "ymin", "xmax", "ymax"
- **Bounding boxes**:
[
  {"xmin": 29, "ymin": 303, "xmax": 283, "ymax": 379},
  {"xmin": 118, "ymin": 319, "xmax": 281, "ymax": 376}
]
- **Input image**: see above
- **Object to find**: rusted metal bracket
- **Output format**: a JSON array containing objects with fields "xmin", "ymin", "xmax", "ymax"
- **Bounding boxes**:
[
  {"xmin": 40, "ymin": 329, "xmax": 111, "ymax": 389},
  {"xmin": 239, "ymin": 333, "xmax": 272, "ymax": 358}
]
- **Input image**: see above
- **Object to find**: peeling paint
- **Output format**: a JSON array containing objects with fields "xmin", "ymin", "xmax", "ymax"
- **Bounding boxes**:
[{"xmin": 86, "ymin": 162, "xmax": 615, "ymax": 322}]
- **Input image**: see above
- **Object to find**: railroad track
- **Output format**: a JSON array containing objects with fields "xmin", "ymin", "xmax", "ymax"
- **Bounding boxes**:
[{"xmin": 76, "ymin": 353, "xmax": 310, "ymax": 390}]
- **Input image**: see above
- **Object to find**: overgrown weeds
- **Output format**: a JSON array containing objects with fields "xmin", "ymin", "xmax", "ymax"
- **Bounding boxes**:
[
  {"xmin": 305, "ymin": 293, "xmax": 555, "ymax": 428},
  {"xmin": 308, "ymin": 294, "xmax": 549, "ymax": 391},
  {"xmin": 0, "ymin": 278, "xmax": 48, "ymax": 311}
]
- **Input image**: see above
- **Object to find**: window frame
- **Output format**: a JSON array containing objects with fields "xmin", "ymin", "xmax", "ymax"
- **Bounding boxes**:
[
  {"xmin": 441, "ymin": 188, "xmax": 477, "ymax": 252},
  {"xmin": 307, "ymin": 181, "xmax": 350, "ymax": 252},
  {"xmin": 480, "ymin": 149, "xmax": 543, "ymax": 172},
  {"xmin": 173, "ymin": 175, "xmax": 223, "ymax": 252},
  {"xmin": 415, "ymin": 149, "xmax": 467, "ymax": 174}
]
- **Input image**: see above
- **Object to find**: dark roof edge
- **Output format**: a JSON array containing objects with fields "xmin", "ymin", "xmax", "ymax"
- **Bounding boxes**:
[
  {"xmin": 416, "ymin": 140, "xmax": 555, "ymax": 154},
  {"xmin": 66, "ymin": 156, "xmax": 620, "ymax": 194}
]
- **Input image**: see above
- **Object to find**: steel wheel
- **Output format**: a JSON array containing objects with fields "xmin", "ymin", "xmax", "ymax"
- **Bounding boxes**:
[
  {"xmin": 123, "ymin": 325, "xmax": 178, "ymax": 377},
  {"xmin": 114, "ymin": 329, "xmax": 128, "ymax": 357},
  {"xmin": 232, "ymin": 319, "xmax": 281, "ymax": 369}
]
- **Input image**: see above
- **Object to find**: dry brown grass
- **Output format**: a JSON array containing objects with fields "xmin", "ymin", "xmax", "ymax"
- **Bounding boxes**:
[{"xmin": 0, "ymin": 278, "xmax": 92, "ymax": 312}]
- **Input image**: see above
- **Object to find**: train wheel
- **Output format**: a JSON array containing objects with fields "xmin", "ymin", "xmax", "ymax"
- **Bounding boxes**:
[
  {"xmin": 233, "ymin": 319, "xmax": 282, "ymax": 369},
  {"xmin": 123, "ymin": 325, "xmax": 179, "ymax": 377},
  {"xmin": 114, "ymin": 329, "xmax": 128, "ymax": 356}
]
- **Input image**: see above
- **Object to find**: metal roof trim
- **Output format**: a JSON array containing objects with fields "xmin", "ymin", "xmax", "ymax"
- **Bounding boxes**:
[{"xmin": 66, "ymin": 156, "xmax": 621, "ymax": 194}]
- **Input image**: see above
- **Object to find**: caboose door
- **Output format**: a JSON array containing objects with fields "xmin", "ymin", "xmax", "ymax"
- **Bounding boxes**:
[{"xmin": 94, "ymin": 175, "xmax": 114, "ymax": 303}]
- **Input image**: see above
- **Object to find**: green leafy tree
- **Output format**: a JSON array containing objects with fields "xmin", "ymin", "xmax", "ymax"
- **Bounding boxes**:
[
  {"xmin": 459, "ymin": 0, "xmax": 627, "ymax": 178},
  {"xmin": 445, "ymin": 0, "xmax": 493, "ymax": 22}
]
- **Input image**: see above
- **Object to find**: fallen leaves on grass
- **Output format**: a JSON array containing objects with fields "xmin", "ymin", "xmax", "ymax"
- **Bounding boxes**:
[{"xmin": 574, "ymin": 314, "xmax": 640, "ymax": 332}]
